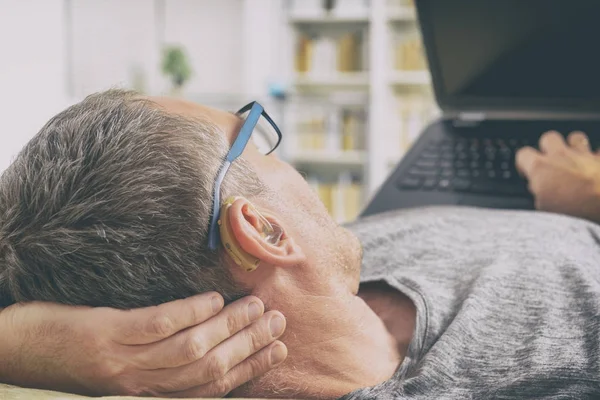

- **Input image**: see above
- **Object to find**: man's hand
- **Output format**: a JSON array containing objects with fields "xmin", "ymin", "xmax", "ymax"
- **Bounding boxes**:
[
  {"xmin": 0, "ymin": 293, "xmax": 287, "ymax": 398},
  {"xmin": 516, "ymin": 130, "xmax": 600, "ymax": 223}
]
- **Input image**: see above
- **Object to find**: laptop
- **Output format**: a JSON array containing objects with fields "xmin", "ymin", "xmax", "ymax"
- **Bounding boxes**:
[{"xmin": 362, "ymin": 0, "xmax": 600, "ymax": 217}]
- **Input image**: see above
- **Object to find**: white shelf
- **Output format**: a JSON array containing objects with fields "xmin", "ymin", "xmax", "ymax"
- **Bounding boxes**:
[
  {"xmin": 294, "ymin": 72, "xmax": 370, "ymax": 90},
  {"xmin": 289, "ymin": 12, "xmax": 370, "ymax": 25},
  {"xmin": 389, "ymin": 70, "xmax": 431, "ymax": 86},
  {"xmin": 291, "ymin": 150, "xmax": 367, "ymax": 169},
  {"xmin": 387, "ymin": 6, "xmax": 417, "ymax": 22}
]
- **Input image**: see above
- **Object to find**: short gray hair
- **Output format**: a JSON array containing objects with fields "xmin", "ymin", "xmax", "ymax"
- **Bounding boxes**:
[{"xmin": 0, "ymin": 90, "xmax": 263, "ymax": 308}]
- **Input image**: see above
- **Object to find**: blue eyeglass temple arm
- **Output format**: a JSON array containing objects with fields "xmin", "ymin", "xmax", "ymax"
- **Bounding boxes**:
[{"xmin": 207, "ymin": 102, "xmax": 264, "ymax": 250}]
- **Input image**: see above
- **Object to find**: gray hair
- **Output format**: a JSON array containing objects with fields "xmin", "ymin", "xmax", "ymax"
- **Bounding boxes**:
[{"xmin": 0, "ymin": 89, "xmax": 263, "ymax": 308}]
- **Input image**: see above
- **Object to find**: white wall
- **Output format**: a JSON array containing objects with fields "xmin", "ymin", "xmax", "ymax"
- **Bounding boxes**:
[
  {"xmin": 241, "ymin": 0, "xmax": 288, "ymax": 97},
  {"xmin": 70, "ymin": 0, "xmax": 245, "ymax": 97},
  {"xmin": 70, "ymin": 0, "xmax": 159, "ymax": 96},
  {"xmin": 0, "ymin": 0, "xmax": 287, "ymax": 170},
  {"xmin": 0, "ymin": 0, "xmax": 69, "ymax": 171},
  {"xmin": 164, "ymin": 0, "xmax": 243, "ymax": 95}
]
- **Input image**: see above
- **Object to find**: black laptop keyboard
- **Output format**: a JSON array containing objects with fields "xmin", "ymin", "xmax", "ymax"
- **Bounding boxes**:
[{"xmin": 398, "ymin": 137, "xmax": 533, "ymax": 197}]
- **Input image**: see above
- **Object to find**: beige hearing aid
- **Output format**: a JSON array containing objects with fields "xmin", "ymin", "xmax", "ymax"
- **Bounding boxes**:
[{"xmin": 218, "ymin": 197, "xmax": 283, "ymax": 272}]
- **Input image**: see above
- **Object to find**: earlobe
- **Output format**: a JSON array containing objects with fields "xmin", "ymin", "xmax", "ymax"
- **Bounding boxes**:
[{"xmin": 224, "ymin": 197, "xmax": 305, "ymax": 270}]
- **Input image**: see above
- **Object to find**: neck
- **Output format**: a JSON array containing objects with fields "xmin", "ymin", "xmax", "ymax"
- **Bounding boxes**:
[{"xmin": 237, "ymin": 272, "xmax": 408, "ymax": 399}]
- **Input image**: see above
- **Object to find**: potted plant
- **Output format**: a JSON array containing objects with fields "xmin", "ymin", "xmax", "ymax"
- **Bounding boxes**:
[{"xmin": 161, "ymin": 45, "xmax": 192, "ymax": 95}]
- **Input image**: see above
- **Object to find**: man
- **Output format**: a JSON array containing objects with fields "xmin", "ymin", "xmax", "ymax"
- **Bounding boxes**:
[{"xmin": 1, "ymin": 90, "xmax": 599, "ymax": 399}]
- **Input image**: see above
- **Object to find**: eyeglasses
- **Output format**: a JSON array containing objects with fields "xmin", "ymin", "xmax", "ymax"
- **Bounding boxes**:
[{"xmin": 207, "ymin": 102, "xmax": 283, "ymax": 250}]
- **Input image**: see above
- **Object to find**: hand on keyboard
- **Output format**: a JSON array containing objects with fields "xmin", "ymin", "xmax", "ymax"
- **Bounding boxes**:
[{"xmin": 516, "ymin": 130, "xmax": 600, "ymax": 223}]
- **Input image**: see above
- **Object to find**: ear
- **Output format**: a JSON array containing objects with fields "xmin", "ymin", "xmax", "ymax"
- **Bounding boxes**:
[{"xmin": 226, "ymin": 197, "xmax": 306, "ymax": 267}]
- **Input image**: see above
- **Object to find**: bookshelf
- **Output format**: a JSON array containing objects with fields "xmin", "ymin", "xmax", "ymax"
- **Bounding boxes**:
[
  {"xmin": 389, "ymin": 70, "xmax": 430, "ymax": 86},
  {"xmin": 294, "ymin": 72, "xmax": 370, "ymax": 89},
  {"xmin": 240, "ymin": 0, "xmax": 438, "ymax": 223},
  {"xmin": 292, "ymin": 150, "xmax": 366, "ymax": 169},
  {"xmin": 289, "ymin": 14, "xmax": 370, "ymax": 24}
]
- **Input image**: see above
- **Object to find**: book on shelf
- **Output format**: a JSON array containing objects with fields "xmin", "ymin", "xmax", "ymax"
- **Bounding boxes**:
[
  {"xmin": 312, "ymin": 36, "xmax": 337, "ymax": 75},
  {"xmin": 337, "ymin": 32, "xmax": 362, "ymax": 72},
  {"xmin": 388, "ymin": 0, "xmax": 415, "ymax": 8},
  {"xmin": 341, "ymin": 109, "xmax": 364, "ymax": 150},
  {"xmin": 295, "ymin": 30, "xmax": 368, "ymax": 76},
  {"xmin": 296, "ymin": 35, "xmax": 313, "ymax": 73},
  {"xmin": 394, "ymin": 36, "xmax": 427, "ymax": 71},
  {"xmin": 295, "ymin": 106, "xmax": 366, "ymax": 153}
]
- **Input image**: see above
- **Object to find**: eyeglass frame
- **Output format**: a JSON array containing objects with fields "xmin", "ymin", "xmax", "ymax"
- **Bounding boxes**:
[{"xmin": 207, "ymin": 101, "xmax": 283, "ymax": 250}]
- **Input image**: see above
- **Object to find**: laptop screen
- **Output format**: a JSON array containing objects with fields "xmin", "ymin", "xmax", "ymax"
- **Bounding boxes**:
[{"xmin": 417, "ymin": 0, "xmax": 600, "ymax": 113}]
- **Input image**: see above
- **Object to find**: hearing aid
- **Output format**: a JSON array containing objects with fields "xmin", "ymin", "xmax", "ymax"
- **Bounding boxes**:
[{"xmin": 218, "ymin": 197, "xmax": 283, "ymax": 272}]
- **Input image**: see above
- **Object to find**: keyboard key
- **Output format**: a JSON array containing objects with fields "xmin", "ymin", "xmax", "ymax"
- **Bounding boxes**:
[
  {"xmin": 415, "ymin": 159, "xmax": 437, "ymax": 168},
  {"xmin": 398, "ymin": 177, "xmax": 421, "ymax": 189},
  {"xmin": 438, "ymin": 179, "xmax": 451, "ymax": 190},
  {"xmin": 500, "ymin": 161, "xmax": 510, "ymax": 170},
  {"xmin": 409, "ymin": 168, "xmax": 437, "ymax": 177},
  {"xmin": 423, "ymin": 178, "xmax": 437, "ymax": 189},
  {"xmin": 422, "ymin": 151, "xmax": 439, "ymax": 159},
  {"xmin": 455, "ymin": 160, "xmax": 467, "ymax": 169},
  {"xmin": 456, "ymin": 169, "xmax": 470, "ymax": 178},
  {"xmin": 440, "ymin": 160, "xmax": 453, "ymax": 168},
  {"xmin": 502, "ymin": 170, "xmax": 512, "ymax": 179},
  {"xmin": 500, "ymin": 148, "xmax": 512, "ymax": 159},
  {"xmin": 441, "ymin": 169, "xmax": 454, "ymax": 177},
  {"xmin": 488, "ymin": 170, "xmax": 497, "ymax": 178}
]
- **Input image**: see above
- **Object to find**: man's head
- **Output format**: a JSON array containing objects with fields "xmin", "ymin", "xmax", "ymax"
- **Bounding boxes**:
[{"xmin": 0, "ymin": 90, "xmax": 361, "ymax": 309}]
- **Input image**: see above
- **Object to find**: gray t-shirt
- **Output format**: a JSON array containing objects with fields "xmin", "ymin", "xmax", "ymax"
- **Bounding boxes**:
[{"xmin": 342, "ymin": 207, "xmax": 600, "ymax": 399}]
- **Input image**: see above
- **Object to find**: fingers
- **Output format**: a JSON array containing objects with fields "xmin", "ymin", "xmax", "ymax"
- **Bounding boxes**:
[
  {"xmin": 164, "ymin": 341, "xmax": 287, "ymax": 398},
  {"xmin": 129, "ymin": 296, "xmax": 265, "ymax": 369},
  {"xmin": 515, "ymin": 146, "xmax": 543, "ymax": 178},
  {"xmin": 113, "ymin": 292, "xmax": 225, "ymax": 345},
  {"xmin": 567, "ymin": 131, "xmax": 591, "ymax": 153},
  {"xmin": 141, "ymin": 311, "xmax": 286, "ymax": 392},
  {"xmin": 539, "ymin": 130, "xmax": 567, "ymax": 154}
]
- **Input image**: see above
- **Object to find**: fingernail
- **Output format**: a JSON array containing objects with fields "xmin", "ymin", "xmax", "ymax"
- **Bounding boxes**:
[
  {"xmin": 248, "ymin": 301, "xmax": 262, "ymax": 320},
  {"xmin": 211, "ymin": 296, "xmax": 223, "ymax": 313},
  {"xmin": 269, "ymin": 315, "xmax": 285, "ymax": 337},
  {"xmin": 270, "ymin": 343, "xmax": 287, "ymax": 365}
]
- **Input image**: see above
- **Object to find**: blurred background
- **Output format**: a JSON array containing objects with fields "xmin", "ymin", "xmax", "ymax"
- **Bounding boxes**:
[{"xmin": 0, "ymin": 0, "xmax": 438, "ymax": 223}]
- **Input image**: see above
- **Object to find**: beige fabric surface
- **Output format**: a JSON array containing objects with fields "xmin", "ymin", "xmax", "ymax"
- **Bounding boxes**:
[{"xmin": 0, "ymin": 384, "xmax": 277, "ymax": 400}]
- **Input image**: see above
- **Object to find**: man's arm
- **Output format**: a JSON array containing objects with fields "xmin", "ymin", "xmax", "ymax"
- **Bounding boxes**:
[
  {"xmin": 0, "ymin": 293, "xmax": 287, "ymax": 397},
  {"xmin": 516, "ymin": 130, "xmax": 600, "ymax": 223}
]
